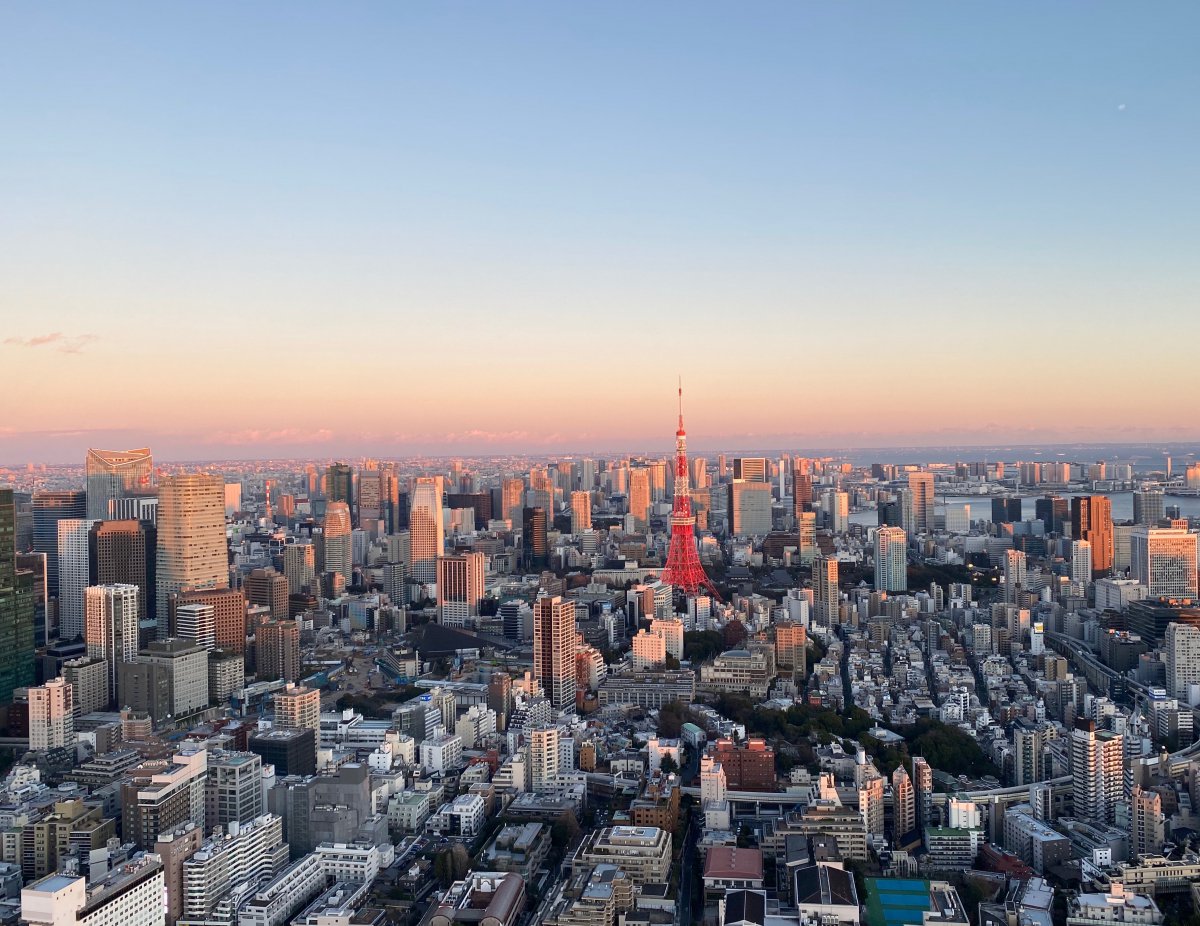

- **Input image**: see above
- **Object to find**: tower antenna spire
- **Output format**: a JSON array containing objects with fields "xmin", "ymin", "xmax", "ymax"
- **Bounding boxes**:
[{"xmin": 678, "ymin": 376, "xmax": 683, "ymax": 431}]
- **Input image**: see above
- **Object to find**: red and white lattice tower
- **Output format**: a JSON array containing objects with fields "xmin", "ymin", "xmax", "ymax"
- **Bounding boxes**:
[{"xmin": 661, "ymin": 381, "xmax": 721, "ymax": 600}]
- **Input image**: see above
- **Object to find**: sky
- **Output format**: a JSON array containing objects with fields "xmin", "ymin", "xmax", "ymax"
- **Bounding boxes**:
[{"xmin": 2, "ymin": 2, "xmax": 1199, "ymax": 462}]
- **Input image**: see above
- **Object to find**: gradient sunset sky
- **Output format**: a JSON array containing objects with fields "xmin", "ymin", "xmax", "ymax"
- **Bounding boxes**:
[{"xmin": 3, "ymin": 2, "xmax": 1199, "ymax": 462}]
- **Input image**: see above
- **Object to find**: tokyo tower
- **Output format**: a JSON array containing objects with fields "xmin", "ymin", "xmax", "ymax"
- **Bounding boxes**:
[{"xmin": 661, "ymin": 381, "xmax": 721, "ymax": 600}]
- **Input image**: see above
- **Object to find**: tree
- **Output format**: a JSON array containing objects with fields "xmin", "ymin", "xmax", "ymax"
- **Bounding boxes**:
[
  {"xmin": 657, "ymin": 700, "xmax": 687, "ymax": 738},
  {"xmin": 660, "ymin": 754, "xmax": 679, "ymax": 776},
  {"xmin": 684, "ymin": 630, "xmax": 724, "ymax": 663}
]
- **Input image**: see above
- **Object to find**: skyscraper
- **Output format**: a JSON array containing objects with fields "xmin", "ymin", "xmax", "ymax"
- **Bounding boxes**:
[
  {"xmin": 1132, "ymin": 526, "xmax": 1199, "ymax": 598},
  {"xmin": 321, "ymin": 503, "xmax": 353, "ymax": 584},
  {"xmin": 501, "ymin": 477, "xmax": 525, "ymax": 526},
  {"xmin": 90, "ymin": 519, "xmax": 156, "ymax": 623},
  {"xmin": 874, "ymin": 527, "xmax": 907, "ymax": 593},
  {"xmin": 85, "ymin": 447, "xmax": 153, "ymax": 521},
  {"xmin": 85, "ymin": 583, "xmax": 140, "ymax": 705},
  {"xmin": 570, "ymin": 491, "xmax": 592, "ymax": 534},
  {"xmin": 1133, "ymin": 489, "xmax": 1166, "ymax": 527},
  {"xmin": 325, "ymin": 463, "xmax": 354, "ymax": 519},
  {"xmin": 1071, "ymin": 496, "xmax": 1113, "ymax": 578},
  {"xmin": 0, "ymin": 490, "xmax": 36, "ymax": 703},
  {"xmin": 57, "ymin": 518, "xmax": 96, "ymax": 640},
  {"xmin": 1070, "ymin": 541, "xmax": 1093, "ymax": 594},
  {"xmin": 409, "ymin": 477, "xmax": 444, "ymax": 584},
  {"xmin": 729, "ymin": 481, "xmax": 773, "ymax": 537},
  {"xmin": 733, "ymin": 458, "xmax": 767, "ymax": 483},
  {"xmin": 534, "ymin": 595, "xmax": 577, "ymax": 710},
  {"xmin": 628, "ymin": 469, "xmax": 651, "ymax": 531},
  {"xmin": 1035, "ymin": 495, "xmax": 1067, "ymax": 534},
  {"xmin": 814, "ymin": 556, "xmax": 839, "ymax": 626},
  {"xmin": 283, "ymin": 543, "xmax": 316, "ymax": 595},
  {"xmin": 32, "ymin": 490, "xmax": 86, "ymax": 599},
  {"xmin": 1165, "ymin": 623, "xmax": 1200, "ymax": 700},
  {"xmin": 522, "ymin": 507, "xmax": 548, "ymax": 572},
  {"xmin": 436, "ymin": 552, "xmax": 486, "ymax": 628},
  {"xmin": 156, "ymin": 474, "xmax": 228, "ymax": 633},
  {"xmin": 1003, "ymin": 549, "xmax": 1027, "ymax": 603},
  {"xmin": 907, "ymin": 472, "xmax": 935, "ymax": 535}
]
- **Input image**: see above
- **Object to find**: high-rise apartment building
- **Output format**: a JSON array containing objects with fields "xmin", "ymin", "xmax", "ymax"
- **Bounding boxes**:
[
  {"xmin": 156, "ymin": 474, "xmax": 228, "ymax": 632},
  {"xmin": 1001, "ymin": 549, "xmax": 1026, "ymax": 604},
  {"xmin": 1070, "ymin": 721, "xmax": 1124, "ymax": 825},
  {"xmin": 63, "ymin": 655, "xmax": 110, "ymax": 716},
  {"xmin": 320, "ymin": 502, "xmax": 353, "ymax": 584},
  {"xmin": 244, "ymin": 567, "xmax": 289, "ymax": 621},
  {"xmin": 29, "ymin": 677, "xmax": 74, "ymax": 751},
  {"xmin": 570, "ymin": 491, "xmax": 592, "ymax": 534},
  {"xmin": 874, "ymin": 527, "xmax": 907, "ymax": 593},
  {"xmin": 181, "ymin": 813, "xmax": 287, "ymax": 921},
  {"xmin": 907, "ymin": 472, "xmax": 935, "ymax": 535},
  {"xmin": 90, "ymin": 519, "xmax": 156, "ymax": 623},
  {"xmin": 32, "ymin": 490, "xmax": 86, "ymax": 598},
  {"xmin": 0, "ymin": 491, "xmax": 37, "ymax": 703},
  {"xmin": 1013, "ymin": 719, "xmax": 1044, "ymax": 786},
  {"xmin": 436, "ymin": 552, "xmax": 486, "ymax": 628},
  {"xmin": 813, "ymin": 556, "xmax": 839, "ymax": 626},
  {"xmin": 1132, "ymin": 527, "xmax": 1199, "ymax": 598},
  {"xmin": 85, "ymin": 583, "xmax": 140, "ymax": 705},
  {"xmin": 85, "ymin": 447, "xmax": 154, "ymax": 521},
  {"xmin": 892, "ymin": 765, "xmax": 915, "ymax": 843},
  {"xmin": 912, "ymin": 756, "xmax": 933, "ymax": 828},
  {"xmin": 824, "ymin": 489, "xmax": 849, "ymax": 535},
  {"xmin": 534, "ymin": 595, "xmax": 577, "ymax": 710},
  {"xmin": 529, "ymin": 726, "xmax": 562, "ymax": 793},
  {"xmin": 1130, "ymin": 786, "xmax": 1165, "ymax": 857},
  {"xmin": 283, "ymin": 543, "xmax": 316, "ymax": 595},
  {"xmin": 1069, "ymin": 540, "xmax": 1093, "ymax": 596},
  {"xmin": 274, "ymin": 683, "xmax": 320, "ymax": 733},
  {"xmin": 409, "ymin": 477, "xmax": 444, "ymax": 584},
  {"xmin": 58, "ymin": 518, "xmax": 96, "ymax": 640},
  {"xmin": 256, "ymin": 620, "xmax": 301, "ymax": 683},
  {"xmin": 1071, "ymin": 496, "xmax": 1113, "ymax": 578}
]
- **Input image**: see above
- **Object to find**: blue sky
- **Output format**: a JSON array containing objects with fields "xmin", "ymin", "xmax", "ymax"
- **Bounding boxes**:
[{"xmin": 2, "ymin": 3, "xmax": 1198, "ymax": 461}]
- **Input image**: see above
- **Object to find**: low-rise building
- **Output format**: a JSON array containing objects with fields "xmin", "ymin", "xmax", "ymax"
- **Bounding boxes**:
[{"xmin": 572, "ymin": 826, "xmax": 672, "ymax": 885}]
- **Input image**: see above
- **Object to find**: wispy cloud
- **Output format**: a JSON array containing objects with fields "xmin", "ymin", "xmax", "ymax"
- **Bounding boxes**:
[
  {"xmin": 202, "ymin": 428, "xmax": 336, "ymax": 446},
  {"xmin": 3, "ymin": 332, "xmax": 99, "ymax": 354}
]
